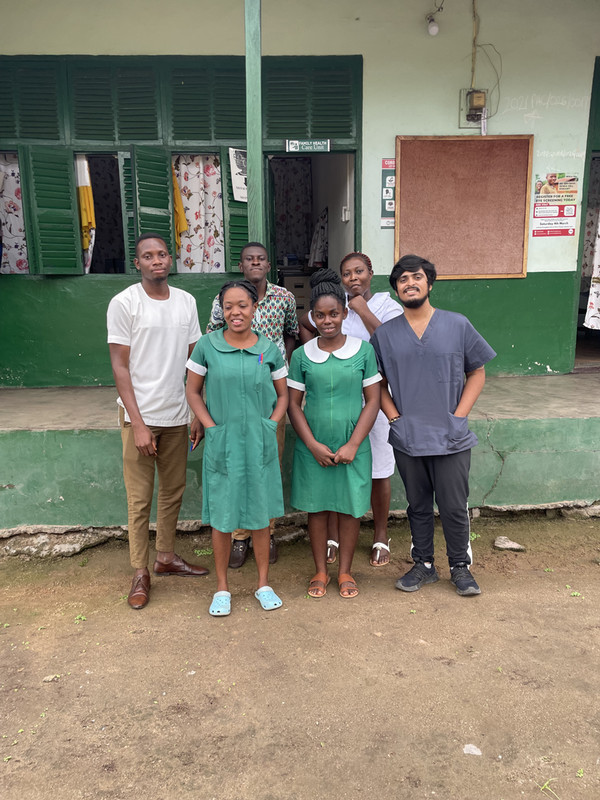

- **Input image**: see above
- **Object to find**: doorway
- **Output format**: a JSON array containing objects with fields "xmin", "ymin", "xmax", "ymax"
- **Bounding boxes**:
[{"xmin": 268, "ymin": 153, "xmax": 355, "ymax": 316}]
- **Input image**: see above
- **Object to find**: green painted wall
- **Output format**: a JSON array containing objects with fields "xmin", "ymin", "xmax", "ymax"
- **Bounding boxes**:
[
  {"xmin": 0, "ymin": 270, "xmax": 578, "ymax": 387},
  {"xmin": 1, "ymin": 416, "xmax": 598, "ymax": 530},
  {"xmin": 0, "ymin": 274, "xmax": 225, "ymax": 386}
]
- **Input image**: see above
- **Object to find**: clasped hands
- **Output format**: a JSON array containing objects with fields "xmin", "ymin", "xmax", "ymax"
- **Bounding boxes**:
[{"xmin": 309, "ymin": 441, "xmax": 358, "ymax": 468}]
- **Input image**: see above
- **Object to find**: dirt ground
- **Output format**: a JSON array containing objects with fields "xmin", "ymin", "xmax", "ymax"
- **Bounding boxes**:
[{"xmin": 1, "ymin": 513, "xmax": 599, "ymax": 800}]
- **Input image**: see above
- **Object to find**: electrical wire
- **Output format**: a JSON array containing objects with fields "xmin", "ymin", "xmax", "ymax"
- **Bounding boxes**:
[
  {"xmin": 476, "ymin": 42, "xmax": 503, "ymax": 119},
  {"xmin": 471, "ymin": 0, "xmax": 480, "ymax": 89}
]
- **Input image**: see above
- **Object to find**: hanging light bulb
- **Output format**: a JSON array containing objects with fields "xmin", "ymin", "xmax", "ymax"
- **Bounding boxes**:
[
  {"xmin": 427, "ymin": 14, "xmax": 439, "ymax": 35},
  {"xmin": 425, "ymin": 1, "xmax": 444, "ymax": 36}
]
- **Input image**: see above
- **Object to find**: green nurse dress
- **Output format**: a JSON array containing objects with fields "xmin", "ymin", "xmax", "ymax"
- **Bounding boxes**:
[
  {"xmin": 287, "ymin": 336, "xmax": 381, "ymax": 518},
  {"xmin": 187, "ymin": 329, "xmax": 287, "ymax": 533}
]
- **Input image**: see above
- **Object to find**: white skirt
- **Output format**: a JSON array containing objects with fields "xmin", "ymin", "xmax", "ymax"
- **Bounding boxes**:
[{"xmin": 369, "ymin": 410, "xmax": 396, "ymax": 479}]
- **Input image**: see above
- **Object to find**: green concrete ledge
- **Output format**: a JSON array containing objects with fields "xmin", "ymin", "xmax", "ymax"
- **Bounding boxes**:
[{"xmin": 1, "ymin": 416, "xmax": 599, "ymax": 531}]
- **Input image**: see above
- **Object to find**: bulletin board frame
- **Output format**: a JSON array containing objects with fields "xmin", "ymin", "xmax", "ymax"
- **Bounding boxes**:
[{"xmin": 394, "ymin": 135, "xmax": 534, "ymax": 279}]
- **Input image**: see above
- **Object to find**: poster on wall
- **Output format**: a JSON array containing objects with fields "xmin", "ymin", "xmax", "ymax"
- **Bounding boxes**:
[
  {"xmin": 531, "ymin": 172, "xmax": 578, "ymax": 237},
  {"xmin": 381, "ymin": 158, "xmax": 395, "ymax": 228},
  {"xmin": 229, "ymin": 148, "xmax": 247, "ymax": 203}
]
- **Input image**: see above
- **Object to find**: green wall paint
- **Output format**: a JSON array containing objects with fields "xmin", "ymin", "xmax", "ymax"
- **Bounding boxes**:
[
  {"xmin": 0, "ymin": 274, "xmax": 225, "ymax": 387},
  {"xmin": 0, "ymin": 271, "xmax": 578, "ymax": 387},
  {"xmin": 1, "ymin": 416, "xmax": 598, "ymax": 530}
]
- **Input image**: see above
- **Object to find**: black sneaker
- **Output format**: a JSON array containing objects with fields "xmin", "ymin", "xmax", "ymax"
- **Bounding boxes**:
[
  {"xmin": 228, "ymin": 538, "xmax": 250, "ymax": 569},
  {"xmin": 395, "ymin": 562, "xmax": 439, "ymax": 592},
  {"xmin": 450, "ymin": 563, "xmax": 481, "ymax": 596}
]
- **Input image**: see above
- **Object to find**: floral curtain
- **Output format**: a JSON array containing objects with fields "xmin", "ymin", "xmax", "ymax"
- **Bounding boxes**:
[
  {"xmin": 582, "ymin": 158, "xmax": 600, "ymax": 330},
  {"xmin": 270, "ymin": 158, "xmax": 312, "ymax": 264},
  {"xmin": 172, "ymin": 154, "xmax": 224, "ymax": 273},
  {"xmin": 0, "ymin": 153, "xmax": 29, "ymax": 274}
]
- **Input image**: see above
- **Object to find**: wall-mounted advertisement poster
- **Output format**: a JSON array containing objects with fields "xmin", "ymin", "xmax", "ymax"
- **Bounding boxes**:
[{"xmin": 532, "ymin": 172, "xmax": 578, "ymax": 237}]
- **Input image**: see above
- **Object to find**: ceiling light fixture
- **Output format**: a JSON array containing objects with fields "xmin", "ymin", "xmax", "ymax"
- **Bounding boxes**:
[{"xmin": 426, "ymin": 1, "xmax": 445, "ymax": 36}]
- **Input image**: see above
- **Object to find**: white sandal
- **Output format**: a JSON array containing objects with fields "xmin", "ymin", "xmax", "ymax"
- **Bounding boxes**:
[
  {"xmin": 370, "ymin": 538, "xmax": 391, "ymax": 566},
  {"xmin": 326, "ymin": 540, "xmax": 339, "ymax": 564}
]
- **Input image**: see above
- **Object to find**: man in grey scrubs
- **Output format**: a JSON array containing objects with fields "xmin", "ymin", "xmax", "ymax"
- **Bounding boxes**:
[{"xmin": 371, "ymin": 254, "xmax": 496, "ymax": 596}]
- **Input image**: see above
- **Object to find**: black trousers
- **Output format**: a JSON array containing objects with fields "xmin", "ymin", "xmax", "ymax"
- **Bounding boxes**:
[{"xmin": 394, "ymin": 449, "xmax": 472, "ymax": 567}]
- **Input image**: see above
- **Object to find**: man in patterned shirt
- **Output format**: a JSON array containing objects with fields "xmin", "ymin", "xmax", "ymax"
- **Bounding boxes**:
[{"xmin": 206, "ymin": 241, "xmax": 299, "ymax": 566}]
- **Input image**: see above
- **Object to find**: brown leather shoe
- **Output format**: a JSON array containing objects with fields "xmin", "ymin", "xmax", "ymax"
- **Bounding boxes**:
[
  {"xmin": 153, "ymin": 554, "xmax": 209, "ymax": 577},
  {"xmin": 128, "ymin": 573, "xmax": 150, "ymax": 610},
  {"xmin": 228, "ymin": 538, "xmax": 249, "ymax": 569},
  {"xmin": 269, "ymin": 534, "xmax": 278, "ymax": 565}
]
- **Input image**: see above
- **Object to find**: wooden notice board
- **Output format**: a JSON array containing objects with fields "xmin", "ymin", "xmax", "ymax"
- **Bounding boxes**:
[{"xmin": 394, "ymin": 135, "xmax": 533, "ymax": 279}]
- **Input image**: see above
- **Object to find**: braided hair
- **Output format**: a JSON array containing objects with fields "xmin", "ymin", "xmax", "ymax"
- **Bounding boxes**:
[
  {"xmin": 218, "ymin": 279, "xmax": 259, "ymax": 308},
  {"xmin": 340, "ymin": 252, "xmax": 373, "ymax": 272},
  {"xmin": 309, "ymin": 268, "xmax": 346, "ymax": 310}
]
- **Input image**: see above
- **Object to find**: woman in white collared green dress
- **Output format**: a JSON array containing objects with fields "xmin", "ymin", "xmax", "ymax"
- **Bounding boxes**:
[{"xmin": 287, "ymin": 268, "xmax": 382, "ymax": 599}]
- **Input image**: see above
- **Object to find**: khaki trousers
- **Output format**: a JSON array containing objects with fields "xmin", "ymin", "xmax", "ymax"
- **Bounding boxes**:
[
  {"xmin": 120, "ymin": 407, "xmax": 189, "ymax": 568},
  {"xmin": 232, "ymin": 415, "xmax": 286, "ymax": 540}
]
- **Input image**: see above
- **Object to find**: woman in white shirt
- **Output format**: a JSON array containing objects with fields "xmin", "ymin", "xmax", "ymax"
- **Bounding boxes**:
[{"xmin": 299, "ymin": 252, "xmax": 403, "ymax": 566}]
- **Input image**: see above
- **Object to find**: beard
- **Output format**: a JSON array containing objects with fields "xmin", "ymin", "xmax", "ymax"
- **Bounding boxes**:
[{"xmin": 400, "ymin": 288, "xmax": 430, "ymax": 309}]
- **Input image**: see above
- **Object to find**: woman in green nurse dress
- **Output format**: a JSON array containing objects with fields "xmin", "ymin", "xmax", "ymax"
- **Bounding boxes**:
[
  {"xmin": 186, "ymin": 280, "xmax": 288, "ymax": 617},
  {"xmin": 287, "ymin": 269, "xmax": 381, "ymax": 599}
]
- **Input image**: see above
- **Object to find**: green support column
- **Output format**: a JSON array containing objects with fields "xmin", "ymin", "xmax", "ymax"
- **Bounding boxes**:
[{"xmin": 245, "ymin": 0, "xmax": 265, "ymax": 243}]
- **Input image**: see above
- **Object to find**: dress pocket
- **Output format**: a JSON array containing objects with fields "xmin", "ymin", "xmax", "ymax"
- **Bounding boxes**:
[
  {"xmin": 203, "ymin": 424, "xmax": 228, "ymax": 475},
  {"xmin": 261, "ymin": 418, "xmax": 279, "ymax": 467}
]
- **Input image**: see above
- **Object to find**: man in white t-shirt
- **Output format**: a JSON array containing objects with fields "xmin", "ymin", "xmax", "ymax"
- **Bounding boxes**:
[{"xmin": 107, "ymin": 233, "xmax": 209, "ymax": 610}]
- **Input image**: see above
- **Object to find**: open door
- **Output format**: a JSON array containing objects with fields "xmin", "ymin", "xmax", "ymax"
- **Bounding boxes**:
[{"xmin": 267, "ymin": 152, "xmax": 355, "ymax": 314}]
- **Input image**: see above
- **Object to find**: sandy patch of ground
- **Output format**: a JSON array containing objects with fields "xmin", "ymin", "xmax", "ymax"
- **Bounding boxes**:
[{"xmin": 1, "ymin": 514, "xmax": 599, "ymax": 799}]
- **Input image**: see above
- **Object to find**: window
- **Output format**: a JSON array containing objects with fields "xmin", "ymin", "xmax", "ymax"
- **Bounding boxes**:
[{"xmin": 0, "ymin": 56, "xmax": 361, "ymax": 275}]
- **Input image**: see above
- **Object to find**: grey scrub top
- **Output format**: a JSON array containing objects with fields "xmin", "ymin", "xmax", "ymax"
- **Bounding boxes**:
[{"xmin": 371, "ymin": 309, "xmax": 496, "ymax": 457}]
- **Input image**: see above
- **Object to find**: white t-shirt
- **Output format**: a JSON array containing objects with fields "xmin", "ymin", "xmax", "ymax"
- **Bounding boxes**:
[{"xmin": 107, "ymin": 283, "xmax": 201, "ymax": 426}]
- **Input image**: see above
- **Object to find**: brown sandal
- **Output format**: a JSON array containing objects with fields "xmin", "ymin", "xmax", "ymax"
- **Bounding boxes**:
[
  {"xmin": 308, "ymin": 573, "xmax": 330, "ymax": 598},
  {"xmin": 338, "ymin": 573, "xmax": 359, "ymax": 598}
]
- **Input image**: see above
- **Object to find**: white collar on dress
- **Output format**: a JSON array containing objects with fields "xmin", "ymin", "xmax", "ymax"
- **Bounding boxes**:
[{"xmin": 304, "ymin": 335, "xmax": 362, "ymax": 363}]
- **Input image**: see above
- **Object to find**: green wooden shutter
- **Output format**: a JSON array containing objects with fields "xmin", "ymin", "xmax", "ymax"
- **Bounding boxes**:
[
  {"xmin": 119, "ymin": 152, "xmax": 137, "ymax": 271},
  {"xmin": 70, "ymin": 65, "xmax": 116, "ymax": 142},
  {"xmin": 169, "ymin": 66, "xmax": 212, "ymax": 142},
  {"xmin": 263, "ymin": 58, "xmax": 360, "ymax": 146},
  {"xmin": 18, "ymin": 64, "xmax": 63, "ymax": 141},
  {"xmin": 0, "ymin": 66, "xmax": 17, "ymax": 139},
  {"xmin": 221, "ymin": 146, "xmax": 247, "ymax": 272},
  {"xmin": 20, "ymin": 146, "xmax": 82, "ymax": 275},
  {"xmin": 310, "ymin": 68, "xmax": 356, "ymax": 139},
  {"xmin": 263, "ymin": 69, "xmax": 310, "ymax": 138},
  {"xmin": 213, "ymin": 66, "xmax": 247, "ymax": 140},
  {"xmin": 0, "ymin": 61, "xmax": 63, "ymax": 143},
  {"xmin": 117, "ymin": 68, "xmax": 160, "ymax": 142},
  {"xmin": 132, "ymin": 146, "xmax": 174, "ymax": 256}
]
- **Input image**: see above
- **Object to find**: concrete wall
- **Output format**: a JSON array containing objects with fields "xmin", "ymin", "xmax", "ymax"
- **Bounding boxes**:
[
  {"xmin": 1, "ymin": 0, "xmax": 598, "ymax": 383},
  {"xmin": 1, "ymin": 415, "xmax": 599, "ymax": 531}
]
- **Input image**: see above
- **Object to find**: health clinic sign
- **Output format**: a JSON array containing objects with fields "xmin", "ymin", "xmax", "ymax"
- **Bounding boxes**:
[{"xmin": 285, "ymin": 140, "xmax": 330, "ymax": 153}]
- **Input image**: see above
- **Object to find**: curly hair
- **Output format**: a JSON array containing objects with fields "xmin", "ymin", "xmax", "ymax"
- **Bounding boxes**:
[{"xmin": 340, "ymin": 252, "xmax": 373, "ymax": 272}]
